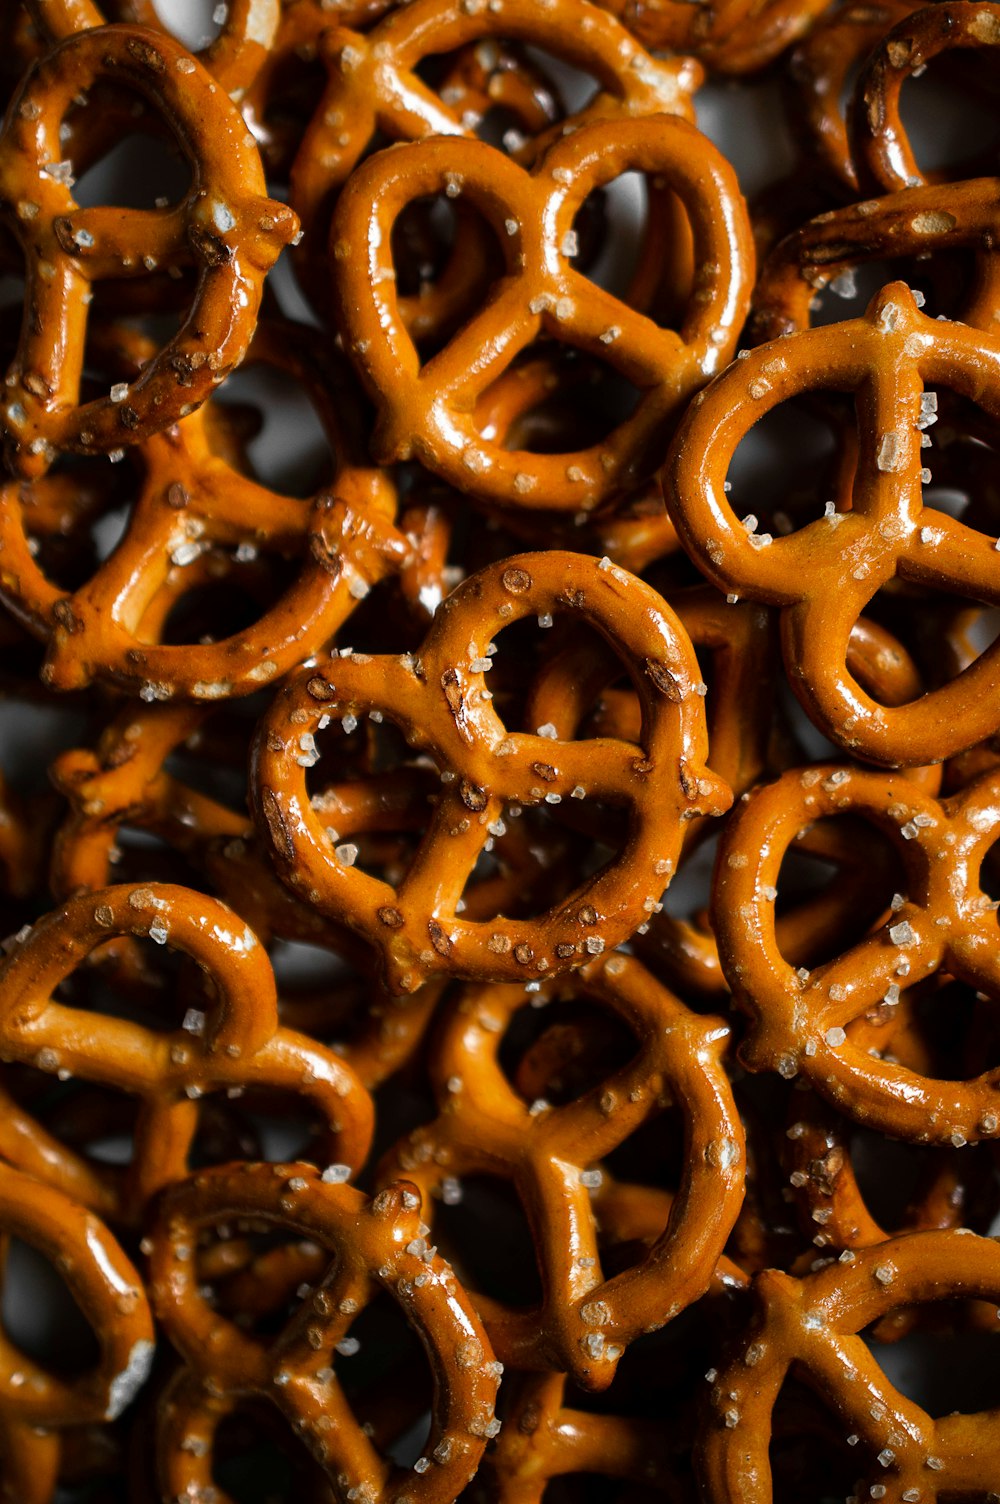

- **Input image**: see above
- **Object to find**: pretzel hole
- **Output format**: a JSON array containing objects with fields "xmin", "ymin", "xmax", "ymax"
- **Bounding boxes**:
[
  {"xmin": 724, "ymin": 394, "xmax": 848, "ymax": 538},
  {"xmin": 434, "ymin": 1173, "xmax": 543, "ymax": 1307},
  {"xmin": 866, "ymin": 1320, "xmax": 1000, "ymax": 1417},
  {"xmin": 852, "ymin": 578, "xmax": 1000, "ymax": 708},
  {"xmin": 165, "ymin": 708, "xmax": 257, "ymax": 811},
  {"xmin": 199, "ymin": 1088, "xmax": 334, "ymax": 1167},
  {"xmin": 897, "ymin": 49, "xmax": 1000, "ymax": 182},
  {"xmin": 0, "ymin": 1236, "xmax": 102, "ymax": 1378},
  {"xmin": 152, "ymin": 0, "xmax": 227, "ymax": 50},
  {"xmin": 69, "ymin": 87, "xmax": 192, "ymax": 212},
  {"xmin": 851, "ymin": 1123, "xmax": 998, "ymax": 1235},
  {"xmin": 334, "ymin": 1292, "xmax": 435, "ymax": 1464},
  {"xmin": 215, "ymin": 363, "xmax": 334, "ymax": 500},
  {"xmin": 390, "ymin": 193, "xmax": 504, "ymax": 356},
  {"xmin": 484, "ymin": 347, "xmax": 645, "ymax": 457},
  {"xmin": 772, "ymin": 814, "xmax": 905, "ymax": 971},
  {"xmin": 499, "ymin": 996, "xmax": 639, "ymax": 1108},
  {"xmin": 210, "ymin": 1402, "xmax": 322, "ymax": 1502},
  {"xmin": 766, "ymin": 1378, "xmax": 866, "ymax": 1502}
]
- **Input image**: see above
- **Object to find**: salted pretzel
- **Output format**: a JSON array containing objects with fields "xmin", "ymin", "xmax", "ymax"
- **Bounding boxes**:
[
  {"xmin": 288, "ymin": 0, "xmax": 699, "ymax": 305},
  {"xmin": 253, "ymin": 550, "xmax": 731, "ymax": 993},
  {"xmin": 0, "ymin": 1161, "xmax": 153, "ymax": 1432},
  {"xmin": 151, "ymin": 1164, "xmax": 501, "ymax": 1503},
  {"xmin": 377, "ymin": 950, "xmax": 744, "ymax": 1386},
  {"xmin": 0, "ymin": 24, "xmax": 297, "ymax": 479},
  {"xmin": 0, "ymin": 319, "xmax": 407, "ymax": 699},
  {"xmin": 850, "ymin": 1, "xmax": 1000, "ymax": 194},
  {"xmin": 713, "ymin": 759, "xmax": 1000, "ymax": 1144},
  {"xmin": 667, "ymin": 282, "xmax": 1000, "ymax": 767},
  {"xmin": 334, "ymin": 115, "xmax": 752, "ymax": 513},
  {"xmin": 26, "ymin": 0, "xmax": 282, "ymax": 99},
  {"xmin": 699, "ymin": 1229, "xmax": 1000, "ymax": 1502},
  {"xmin": 0, "ymin": 884, "xmax": 373, "ymax": 1221}
]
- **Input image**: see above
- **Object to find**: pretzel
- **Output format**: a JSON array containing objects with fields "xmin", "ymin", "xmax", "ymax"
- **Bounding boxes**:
[
  {"xmin": 287, "ymin": 0, "xmax": 700, "ymax": 309},
  {"xmin": 0, "ymin": 1160, "xmax": 153, "ymax": 1428},
  {"xmin": 0, "ymin": 320, "xmax": 409, "ymax": 700},
  {"xmin": 333, "ymin": 115, "xmax": 752, "ymax": 513},
  {"xmin": 713, "ymin": 759, "xmax": 1000, "ymax": 1144},
  {"xmin": 850, "ymin": 1, "xmax": 1000, "ymax": 194},
  {"xmin": 0, "ymin": 883, "xmax": 373, "ymax": 1221},
  {"xmin": 0, "ymin": 25, "xmax": 298, "ymax": 479},
  {"xmin": 667, "ymin": 281, "xmax": 1000, "ymax": 767},
  {"xmin": 26, "ymin": 0, "xmax": 281, "ymax": 99},
  {"xmin": 698, "ymin": 1228, "xmax": 1000, "ymax": 1502},
  {"xmin": 150, "ymin": 1164, "xmax": 501, "ymax": 1503},
  {"xmin": 253, "ymin": 549, "xmax": 730, "ymax": 993},
  {"xmin": 377, "ymin": 949, "xmax": 744, "ymax": 1386},
  {"xmin": 750, "ymin": 176, "xmax": 1000, "ymax": 344}
]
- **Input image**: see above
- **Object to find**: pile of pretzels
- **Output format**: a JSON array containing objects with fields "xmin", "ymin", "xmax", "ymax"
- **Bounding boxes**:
[{"xmin": 0, "ymin": 0, "xmax": 998, "ymax": 1499}]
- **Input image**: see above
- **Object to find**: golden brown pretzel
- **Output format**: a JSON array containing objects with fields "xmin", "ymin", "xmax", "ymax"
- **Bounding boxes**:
[
  {"xmin": 698, "ymin": 1229, "xmax": 1000, "ymax": 1502},
  {"xmin": 0, "ymin": 319, "xmax": 407, "ymax": 699},
  {"xmin": 253, "ymin": 550, "xmax": 731, "ymax": 993},
  {"xmin": 667, "ymin": 282, "xmax": 1000, "ymax": 767},
  {"xmin": 377, "ymin": 951, "xmax": 744, "ymax": 1388},
  {"xmin": 713, "ymin": 760, "xmax": 1000, "ymax": 1144},
  {"xmin": 150, "ymin": 1165, "xmax": 501, "ymax": 1503},
  {"xmin": 0, "ymin": 884, "xmax": 373, "ymax": 1221},
  {"xmin": 333, "ymin": 116, "xmax": 752, "ymax": 513},
  {"xmin": 0, "ymin": 24, "xmax": 297, "ymax": 478},
  {"xmin": 286, "ymin": 0, "xmax": 699, "ymax": 309}
]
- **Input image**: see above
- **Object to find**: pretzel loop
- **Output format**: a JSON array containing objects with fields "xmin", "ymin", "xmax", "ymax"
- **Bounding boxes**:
[
  {"xmin": 254, "ymin": 550, "xmax": 731, "ymax": 992},
  {"xmin": 0, "ymin": 1161, "xmax": 153, "ymax": 1426},
  {"xmin": 0, "ymin": 25, "xmax": 297, "ymax": 478},
  {"xmin": 714, "ymin": 762, "xmax": 1000, "ymax": 1143},
  {"xmin": 668, "ymin": 281, "xmax": 1000, "ymax": 765},
  {"xmin": 334, "ymin": 116, "xmax": 753, "ymax": 510}
]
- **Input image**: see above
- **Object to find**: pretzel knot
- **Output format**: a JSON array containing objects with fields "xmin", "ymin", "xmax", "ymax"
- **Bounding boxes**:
[
  {"xmin": 377, "ymin": 950, "xmax": 744, "ymax": 1387},
  {"xmin": 668, "ymin": 281, "xmax": 1000, "ymax": 767},
  {"xmin": 333, "ymin": 116, "xmax": 753, "ymax": 512},
  {"xmin": 0, "ymin": 884, "xmax": 373, "ymax": 1219},
  {"xmin": 0, "ymin": 24, "xmax": 298, "ymax": 479},
  {"xmin": 698, "ymin": 1229, "xmax": 1000, "ymax": 1502},
  {"xmin": 253, "ymin": 550, "xmax": 731, "ymax": 993},
  {"xmin": 151, "ymin": 1164, "xmax": 501, "ymax": 1503},
  {"xmin": 0, "ymin": 1161, "xmax": 153, "ymax": 1425},
  {"xmin": 714, "ymin": 761, "xmax": 1000, "ymax": 1145}
]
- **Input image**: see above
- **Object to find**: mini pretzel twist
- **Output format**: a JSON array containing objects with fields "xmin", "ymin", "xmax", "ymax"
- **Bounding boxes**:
[
  {"xmin": 150, "ymin": 1164, "xmax": 501, "ymax": 1504},
  {"xmin": 377, "ymin": 951, "xmax": 744, "ymax": 1387},
  {"xmin": 714, "ymin": 760, "xmax": 1000, "ymax": 1145},
  {"xmin": 698, "ymin": 1229, "xmax": 1000, "ymax": 1502},
  {"xmin": 850, "ymin": 0, "xmax": 1000, "ymax": 194},
  {"xmin": 0, "ymin": 1161, "xmax": 153, "ymax": 1427},
  {"xmin": 253, "ymin": 550, "xmax": 731, "ymax": 993},
  {"xmin": 0, "ymin": 24, "xmax": 298, "ymax": 478},
  {"xmin": 333, "ymin": 116, "xmax": 753, "ymax": 512},
  {"xmin": 0, "ymin": 884, "xmax": 373, "ymax": 1220},
  {"xmin": 26, "ymin": 0, "xmax": 281, "ymax": 98},
  {"xmin": 0, "ymin": 320, "xmax": 406, "ymax": 699},
  {"xmin": 667, "ymin": 281, "xmax": 1000, "ymax": 767}
]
